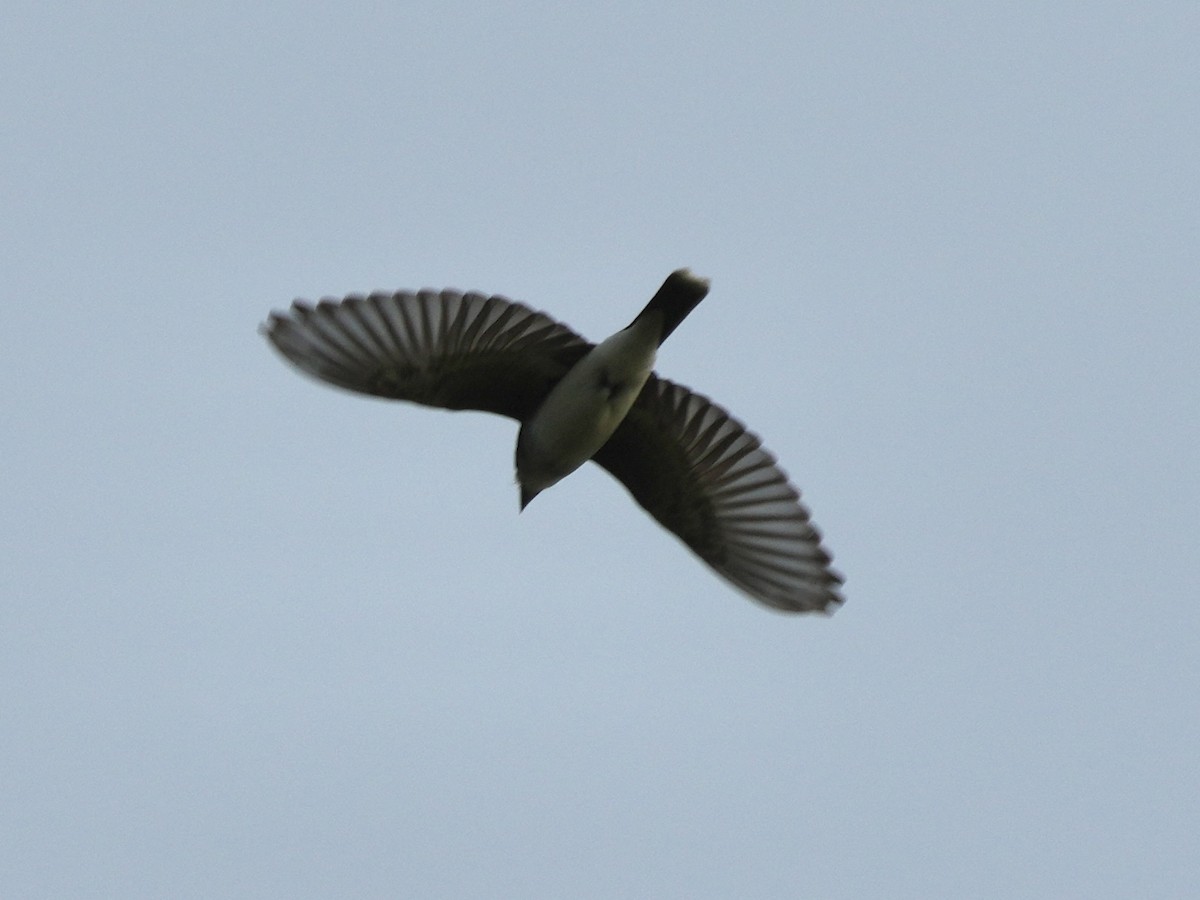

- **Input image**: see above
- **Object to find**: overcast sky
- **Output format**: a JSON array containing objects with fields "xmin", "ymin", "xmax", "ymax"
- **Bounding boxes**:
[{"xmin": 3, "ymin": 2, "xmax": 1197, "ymax": 897}]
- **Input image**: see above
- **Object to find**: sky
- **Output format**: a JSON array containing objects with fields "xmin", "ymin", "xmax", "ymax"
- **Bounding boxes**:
[{"xmin": 3, "ymin": 2, "xmax": 1197, "ymax": 897}]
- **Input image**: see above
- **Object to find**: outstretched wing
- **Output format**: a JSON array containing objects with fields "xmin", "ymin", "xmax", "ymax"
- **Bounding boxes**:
[
  {"xmin": 592, "ymin": 375, "xmax": 844, "ymax": 613},
  {"xmin": 263, "ymin": 290, "xmax": 593, "ymax": 421}
]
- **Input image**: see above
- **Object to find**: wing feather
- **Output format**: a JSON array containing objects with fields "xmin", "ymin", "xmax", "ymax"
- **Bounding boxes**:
[
  {"xmin": 592, "ymin": 375, "xmax": 844, "ymax": 613},
  {"xmin": 263, "ymin": 290, "xmax": 592, "ymax": 421}
]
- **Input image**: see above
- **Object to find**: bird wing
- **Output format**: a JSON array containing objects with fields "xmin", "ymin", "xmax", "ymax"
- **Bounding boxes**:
[
  {"xmin": 592, "ymin": 375, "xmax": 844, "ymax": 613},
  {"xmin": 263, "ymin": 290, "xmax": 592, "ymax": 421}
]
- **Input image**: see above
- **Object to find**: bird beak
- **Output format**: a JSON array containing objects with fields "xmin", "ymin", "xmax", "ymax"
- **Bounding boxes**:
[{"xmin": 519, "ymin": 484, "xmax": 540, "ymax": 512}]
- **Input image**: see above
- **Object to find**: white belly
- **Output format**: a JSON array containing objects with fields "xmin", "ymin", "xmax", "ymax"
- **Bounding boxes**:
[{"xmin": 519, "ymin": 317, "xmax": 660, "ymax": 492}]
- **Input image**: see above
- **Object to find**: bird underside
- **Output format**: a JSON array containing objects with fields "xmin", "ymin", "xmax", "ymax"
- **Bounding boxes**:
[{"xmin": 263, "ymin": 275, "xmax": 844, "ymax": 613}]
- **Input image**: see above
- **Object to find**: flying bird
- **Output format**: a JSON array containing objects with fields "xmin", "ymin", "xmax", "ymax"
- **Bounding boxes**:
[{"xmin": 262, "ymin": 270, "xmax": 843, "ymax": 613}]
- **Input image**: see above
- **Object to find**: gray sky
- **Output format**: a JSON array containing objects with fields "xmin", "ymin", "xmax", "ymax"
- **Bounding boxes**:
[{"xmin": 3, "ymin": 2, "xmax": 1197, "ymax": 897}]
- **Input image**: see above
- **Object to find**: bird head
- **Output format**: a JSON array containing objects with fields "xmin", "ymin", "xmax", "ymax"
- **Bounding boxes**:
[{"xmin": 518, "ymin": 481, "xmax": 542, "ymax": 511}]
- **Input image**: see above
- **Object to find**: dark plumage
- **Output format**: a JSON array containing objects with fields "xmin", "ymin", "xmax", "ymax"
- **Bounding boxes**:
[{"xmin": 263, "ymin": 270, "xmax": 843, "ymax": 613}]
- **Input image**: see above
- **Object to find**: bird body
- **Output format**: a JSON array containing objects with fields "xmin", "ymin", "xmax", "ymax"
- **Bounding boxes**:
[
  {"xmin": 263, "ymin": 270, "xmax": 844, "ymax": 613},
  {"xmin": 516, "ymin": 270, "xmax": 709, "ymax": 506},
  {"xmin": 516, "ymin": 315, "xmax": 660, "ymax": 506}
]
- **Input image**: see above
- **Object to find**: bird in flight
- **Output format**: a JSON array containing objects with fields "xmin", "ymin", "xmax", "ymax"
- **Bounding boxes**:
[{"xmin": 263, "ymin": 270, "xmax": 843, "ymax": 613}]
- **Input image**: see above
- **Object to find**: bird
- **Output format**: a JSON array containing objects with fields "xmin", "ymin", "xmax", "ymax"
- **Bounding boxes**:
[{"xmin": 262, "ymin": 269, "xmax": 844, "ymax": 613}]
